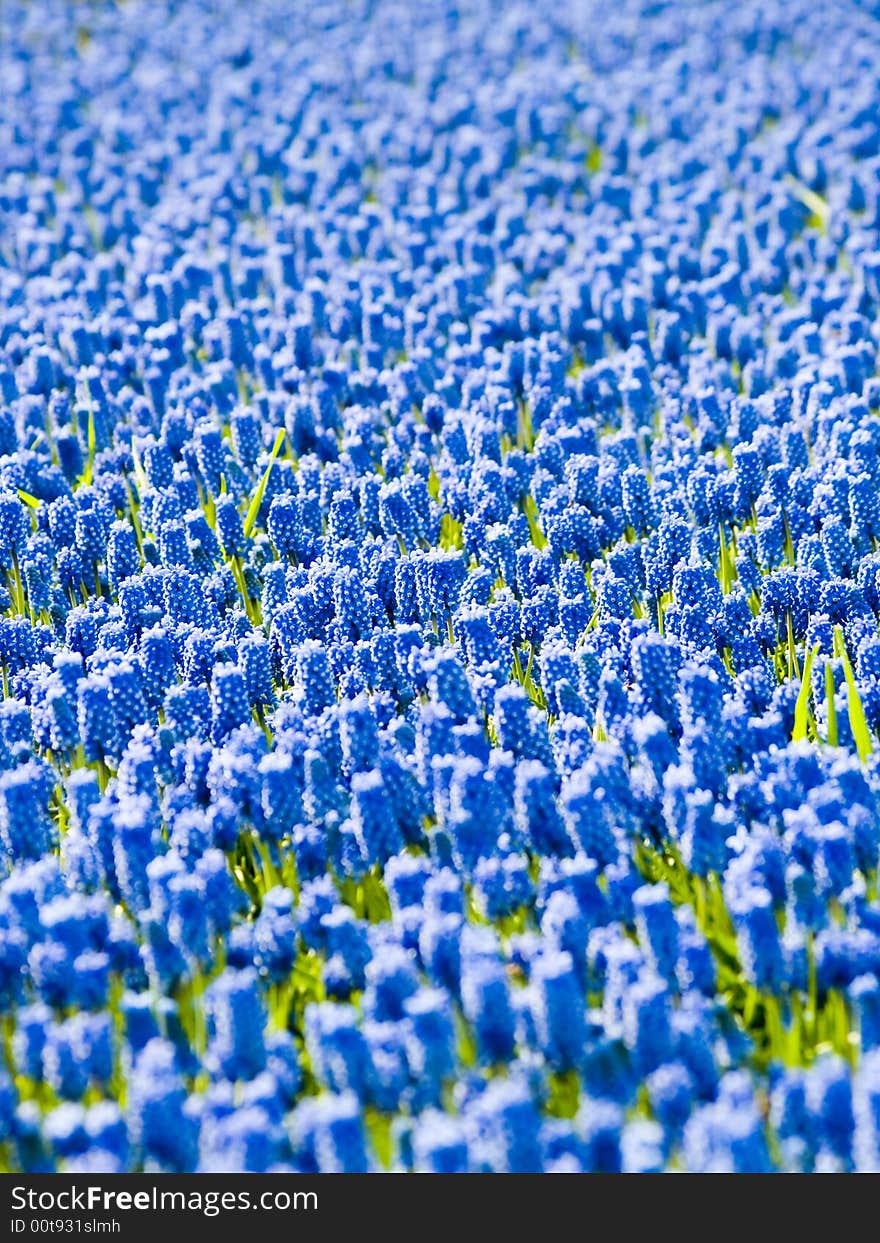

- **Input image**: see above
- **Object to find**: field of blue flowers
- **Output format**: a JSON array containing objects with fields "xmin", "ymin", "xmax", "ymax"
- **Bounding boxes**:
[{"xmin": 2, "ymin": 0, "xmax": 880, "ymax": 1174}]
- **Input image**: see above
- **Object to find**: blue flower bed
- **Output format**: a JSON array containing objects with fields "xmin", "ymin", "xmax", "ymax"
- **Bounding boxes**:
[{"xmin": 2, "ymin": 0, "xmax": 880, "ymax": 1173}]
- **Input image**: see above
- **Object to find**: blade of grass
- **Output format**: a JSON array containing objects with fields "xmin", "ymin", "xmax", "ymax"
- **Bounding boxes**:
[
  {"xmin": 129, "ymin": 438, "xmax": 149, "ymax": 495},
  {"xmin": 243, "ymin": 428, "xmax": 286, "ymax": 538},
  {"xmin": 784, "ymin": 174, "xmax": 830, "ymax": 231},
  {"xmin": 786, "ymin": 612, "xmax": 800, "ymax": 680},
  {"xmin": 792, "ymin": 644, "xmax": 817, "ymax": 742},
  {"xmin": 718, "ymin": 522, "xmax": 736, "ymax": 594},
  {"xmin": 522, "ymin": 493, "xmax": 547, "ymax": 549},
  {"xmin": 80, "ymin": 405, "xmax": 96, "ymax": 486},
  {"xmin": 825, "ymin": 661, "xmax": 838, "ymax": 748},
  {"xmin": 834, "ymin": 625, "xmax": 873, "ymax": 761}
]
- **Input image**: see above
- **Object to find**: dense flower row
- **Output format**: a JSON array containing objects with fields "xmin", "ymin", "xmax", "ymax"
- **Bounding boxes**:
[{"xmin": 2, "ymin": 0, "xmax": 880, "ymax": 1172}]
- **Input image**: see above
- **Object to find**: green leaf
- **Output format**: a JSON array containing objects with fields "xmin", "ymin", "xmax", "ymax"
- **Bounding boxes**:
[
  {"xmin": 792, "ymin": 644, "xmax": 817, "ymax": 742},
  {"xmin": 17, "ymin": 490, "xmax": 40, "ymax": 509},
  {"xmin": 785, "ymin": 175, "xmax": 830, "ymax": 231},
  {"xmin": 364, "ymin": 1108, "xmax": 394, "ymax": 1170},
  {"xmin": 79, "ymin": 405, "xmax": 97, "ymax": 487},
  {"xmin": 522, "ymin": 493, "xmax": 547, "ymax": 549},
  {"xmin": 516, "ymin": 398, "xmax": 535, "ymax": 452},
  {"xmin": 718, "ymin": 522, "xmax": 735, "ymax": 594},
  {"xmin": 244, "ymin": 428, "xmax": 286, "ymax": 539},
  {"xmin": 129, "ymin": 438, "xmax": 149, "ymax": 494},
  {"xmin": 825, "ymin": 661, "xmax": 838, "ymax": 748},
  {"xmin": 835, "ymin": 625, "xmax": 873, "ymax": 761},
  {"xmin": 439, "ymin": 511, "xmax": 463, "ymax": 550}
]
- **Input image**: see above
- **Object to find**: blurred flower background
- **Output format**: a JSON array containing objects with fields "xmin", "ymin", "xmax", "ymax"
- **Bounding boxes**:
[{"xmin": 1, "ymin": 0, "xmax": 880, "ymax": 1172}]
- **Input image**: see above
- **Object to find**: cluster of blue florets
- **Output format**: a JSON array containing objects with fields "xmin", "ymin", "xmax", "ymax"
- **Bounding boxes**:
[{"xmin": 3, "ymin": 0, "xmax": 880, "ymax": 1173}]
